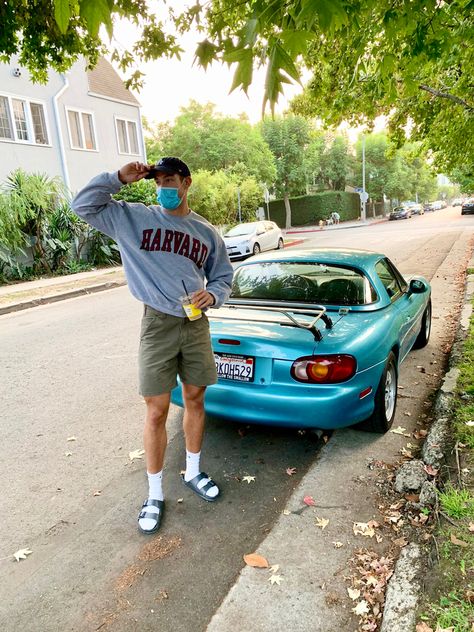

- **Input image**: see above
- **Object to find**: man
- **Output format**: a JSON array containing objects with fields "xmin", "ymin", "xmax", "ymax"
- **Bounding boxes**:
[{"xmin": 72, "ymin": 157, "xmax": 233, "ymax": 534}]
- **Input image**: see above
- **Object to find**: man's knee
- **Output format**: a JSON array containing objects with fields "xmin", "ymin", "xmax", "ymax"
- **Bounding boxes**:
[
  {"xmin": 144, "ymin": 394, "xmax": 170, "ymax": 426},
  {"xmin": 182, "ymin": 384, "xmax": 206, "ymax": 409}
]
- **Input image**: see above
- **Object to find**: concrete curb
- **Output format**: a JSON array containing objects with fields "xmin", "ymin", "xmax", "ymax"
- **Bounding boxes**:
[
  {"xmin": 381, "ymin": 262, "xmax": 474, "ymax": 631},
  {"xmin": 285, "ymin": 218, "xmax": 388, "ymax": 235},
  {"xmin": 0, "ymin": 280, "xmax": 126, "ymax": 316}
]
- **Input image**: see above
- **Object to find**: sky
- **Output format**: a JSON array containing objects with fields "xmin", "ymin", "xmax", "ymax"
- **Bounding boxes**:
[{"xmin": 110, "ymin": 5, "xmax": 305, "ymax": 127}]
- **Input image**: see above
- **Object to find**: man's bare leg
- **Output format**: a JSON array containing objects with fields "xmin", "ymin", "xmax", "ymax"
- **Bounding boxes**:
[
  {"xmin": 182, "ymin": 383, "xmax": 219, "ymax": 499},
  {"xmin": 138, "ymin": 393, "xmax": 170, "ymax": 533}
]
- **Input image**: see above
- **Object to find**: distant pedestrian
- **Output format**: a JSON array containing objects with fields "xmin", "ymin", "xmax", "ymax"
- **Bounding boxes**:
[
  {"xmin": 72, "ymin": 158, "xmax": 233, "ymax": 535},
  {"xmin": 331, "ymin": 211, "xmax": 340, "ymax": 225}
]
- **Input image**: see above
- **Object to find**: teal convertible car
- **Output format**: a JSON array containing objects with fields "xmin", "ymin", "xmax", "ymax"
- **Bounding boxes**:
[{"xmin": 172, "ymin": 248, "xmax": 432, "ymax": 433}]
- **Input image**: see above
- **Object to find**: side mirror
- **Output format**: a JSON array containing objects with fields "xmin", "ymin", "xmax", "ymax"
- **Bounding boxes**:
[{"xmin": 408, "ymin": 279, "xmax": 428, "ymax": 294}]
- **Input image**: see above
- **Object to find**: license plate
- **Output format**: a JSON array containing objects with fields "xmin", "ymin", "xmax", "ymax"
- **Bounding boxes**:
[{"xmin": 214, "ymin": 352, "xmax": 255, "ymax": 382}]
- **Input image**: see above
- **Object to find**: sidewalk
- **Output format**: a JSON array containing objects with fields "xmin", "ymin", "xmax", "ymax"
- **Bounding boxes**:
[{"xmin": 0, "ymin": 266, "xmax": 126, "ymax": 315}]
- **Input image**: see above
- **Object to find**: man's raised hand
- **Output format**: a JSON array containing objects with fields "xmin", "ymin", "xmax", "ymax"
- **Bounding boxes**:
[{"xmin": 118, "ymin": 162, "xmax": 154, "ymax": 184}]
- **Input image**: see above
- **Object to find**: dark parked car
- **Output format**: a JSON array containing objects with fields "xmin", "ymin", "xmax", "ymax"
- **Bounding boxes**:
[
  {"xmin": 389, "ymin": 206, "xmax": 411, "ymax": 220},
  {"xmin": 461, "ymin": 198, "xmax": 474, "ymax": 215}
]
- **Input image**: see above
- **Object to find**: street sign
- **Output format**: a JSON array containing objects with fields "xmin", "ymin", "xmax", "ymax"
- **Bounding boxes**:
[
  {"xmin": 264, "ymin": 188, "xmax": 269, "ymax": 204},
  {"xmin": 359, "ymin": 191, "xmax": 369, "ymax": 203}
]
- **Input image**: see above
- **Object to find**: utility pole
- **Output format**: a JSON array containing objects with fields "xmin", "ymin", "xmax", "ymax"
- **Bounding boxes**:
[
  {"xmin": 264, "ymin": 187, "xmax": 270, "ymax": 220},
  {"xmin": 237, "ymin": 187, "xmax": 242, "ymax": 223},
  {"xmin": 361, "ymin": 136, "xmax": 367, "ymax": 221}
]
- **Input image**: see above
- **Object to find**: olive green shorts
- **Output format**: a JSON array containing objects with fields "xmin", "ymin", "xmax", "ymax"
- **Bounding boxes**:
[{"xmin": 138, "ymin": 305, "xmax": 217, "ymax": 396}]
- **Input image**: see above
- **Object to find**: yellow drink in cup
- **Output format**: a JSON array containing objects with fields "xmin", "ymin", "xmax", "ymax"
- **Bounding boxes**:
[{"xmin": 181, "ymin": 295, "xmax": 202, "ymax": 321}]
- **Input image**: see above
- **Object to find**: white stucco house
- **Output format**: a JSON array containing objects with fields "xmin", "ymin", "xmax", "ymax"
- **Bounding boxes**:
[{"xmin": 0, "ymin": 57, "xmax": 146, "ymax": 194}]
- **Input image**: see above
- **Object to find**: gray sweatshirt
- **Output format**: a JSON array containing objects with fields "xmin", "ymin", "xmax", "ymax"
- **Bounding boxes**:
[{"xmin": 72, "ymin": 172, "xmax": 233, "ymax": 316}]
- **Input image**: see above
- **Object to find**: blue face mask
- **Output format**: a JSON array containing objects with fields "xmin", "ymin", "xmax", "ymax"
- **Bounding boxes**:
[{"xmin": 156, "ymin": 186, "xmax": 182, "ymax": 210}]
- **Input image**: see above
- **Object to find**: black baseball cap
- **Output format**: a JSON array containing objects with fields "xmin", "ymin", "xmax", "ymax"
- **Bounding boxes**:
[{"xmin": 145, "ymin": 157, "xmax": 191, "ymax": 179}]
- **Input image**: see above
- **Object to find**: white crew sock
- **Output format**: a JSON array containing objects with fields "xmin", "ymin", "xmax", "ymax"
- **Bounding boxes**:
[
  {"xmin": 138, "ymin": 470, "xmax": 163, "ymax": 532},
  {"xmin": 184, "ymin": 450, "xmax": 219, "ymax": 498},
  {"xmin": 184, "ymin": 450, "xmax": 201, "ymax": 482}
]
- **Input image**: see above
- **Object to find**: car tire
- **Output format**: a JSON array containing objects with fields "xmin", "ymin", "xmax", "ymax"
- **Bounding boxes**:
[
  {"xmin": 276, "ymin": 238, "xmax": 284, "ymax": 250},
  {"xmin": 252, "ymin": 243, "xmax": 261, "ymax": 255},
  {"xmin": 412, "ymin": 300, "xmax": 431, "ymax": 349},
  {"xmin": 358, "ymin": 351, "xmax": 398, "ymax": 433}
]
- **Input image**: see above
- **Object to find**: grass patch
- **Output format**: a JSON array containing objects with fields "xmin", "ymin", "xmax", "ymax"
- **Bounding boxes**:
[
  {"xmin": 417, "ymin": 295, "xmax": 474, "ymax": 631},
  {"xmin": 439, "ymin": 484, "xmax": 474, "ymax": 519}
]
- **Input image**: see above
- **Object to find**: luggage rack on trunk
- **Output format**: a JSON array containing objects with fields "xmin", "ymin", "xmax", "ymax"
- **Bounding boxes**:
[{"xmin": 208, "ymin": 299, "xmax": 333, "ymax": 342}]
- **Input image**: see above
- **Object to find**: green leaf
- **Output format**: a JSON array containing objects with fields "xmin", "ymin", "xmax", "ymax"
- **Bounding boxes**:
[
  {"xmin": 79, "ymin": 0, "xmax": 112, "ymax": 38},
  {"xmin": 228, "ymin": 48, "xmax": 254, "ymax": 94},
  {"xmin": 279, "ymin": 30, "xmax": 312, "ymax": 56},
  {"xmin": 54, "ymin": 0, "xmax": 71, "ymax": 34},
  {"xmin": 195, "ymin": 39, "xmax": 218, "ymax": 69},
  {"xmin": 298, "ymin": 0, "xmax": 348, "ymax": 31}
]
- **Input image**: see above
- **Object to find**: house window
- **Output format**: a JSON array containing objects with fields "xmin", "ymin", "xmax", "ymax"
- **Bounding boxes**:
[
  {"xmin": 30, "ymin": 102, "xmax": 48, "ymax": 145},
  {"xmin": 0, "ymin": 94, "xmax": 49, "ymax": 145},
  {"xmin": 0, "ymin": 96, "xmax": 13, "ymax": 140},
  {"xmin": 66, "ymin": 108, "xmax": 97, "ymax": 150},
  {"xmin": 116, "ymin": 118, "xmax": 139, "ymax": 155},
  {"xmin": 12, "ymin": 99, "xmax": 29, "ymax": 140}
]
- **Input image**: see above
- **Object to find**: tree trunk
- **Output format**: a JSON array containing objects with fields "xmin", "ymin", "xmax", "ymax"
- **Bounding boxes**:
[{"xmin": 284, "ymin": 192, "xmax": 292, "ymax": 230}]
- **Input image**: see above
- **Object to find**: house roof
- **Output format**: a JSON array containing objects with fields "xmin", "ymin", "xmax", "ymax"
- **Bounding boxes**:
[{"xmin": 87, "ymin": 57, "xmax": 140, "ymax": 106}]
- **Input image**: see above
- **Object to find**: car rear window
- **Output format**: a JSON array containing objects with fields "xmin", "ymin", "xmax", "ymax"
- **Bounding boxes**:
[{"xmin": 231, "ymin": 262, "xmax": 377, "ymax": 305}]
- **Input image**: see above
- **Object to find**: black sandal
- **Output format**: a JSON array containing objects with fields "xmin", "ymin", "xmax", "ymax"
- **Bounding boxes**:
[
  {"xmin": 181, "ymin": 472, "xmax": 220, "ymax": 502},
  {"xmin": 138, "ymin": 498, "xmax": 165, "ymax": 534}
]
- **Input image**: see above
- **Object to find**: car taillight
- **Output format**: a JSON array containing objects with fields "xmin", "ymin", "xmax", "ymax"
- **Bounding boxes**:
[{"xmin": 291, "ymin": 355, "xmax": 357, "ymax": 383}]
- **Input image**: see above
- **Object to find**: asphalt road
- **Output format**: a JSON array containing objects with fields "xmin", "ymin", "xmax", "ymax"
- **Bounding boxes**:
[{"xmin": 0, "ymin": 206, "xmax": 472, "ymax": 631}]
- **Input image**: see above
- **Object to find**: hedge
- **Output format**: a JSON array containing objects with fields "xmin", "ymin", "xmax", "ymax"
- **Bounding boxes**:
[{"xmin": 268, "ymin": 191, "xmax": 360, "ymax": 227}]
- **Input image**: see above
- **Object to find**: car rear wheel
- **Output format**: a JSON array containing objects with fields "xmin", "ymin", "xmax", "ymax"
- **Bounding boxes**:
[
  {"xmin": 276, "ymin": 238, "xmax": 284, "ymax": 250},
  {"xmin": 358, "ymin": 351, "xmax": 397, "ymax": 433},
  {"xmin": 412, "ymin": 300, "xmax": 431, "ymax": 349},
  {"xmin": 253, "ymin": 243, "xmax": 261, "ymax": 255}
]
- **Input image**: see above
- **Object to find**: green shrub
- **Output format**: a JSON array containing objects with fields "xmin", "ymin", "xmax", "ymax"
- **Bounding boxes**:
[{"xmin": 268, "ymin": 191, "xmax": 360, "ymax": 227}]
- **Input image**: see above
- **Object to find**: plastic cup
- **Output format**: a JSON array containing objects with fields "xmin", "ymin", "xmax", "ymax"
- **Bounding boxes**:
[{"xmin": 181, "ymin": 295, "xmax": 202, "ymax": 321}]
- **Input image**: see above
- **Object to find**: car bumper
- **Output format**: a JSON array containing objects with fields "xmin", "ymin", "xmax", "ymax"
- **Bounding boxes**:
[
  {"xmin": 225, "ymin": 248, "xmax": 251, "ymax": 260},
  {"xmin": 461, "ymin": 208, "xmax": 474, "ymax": 214},
  {"xmin": 171, "ymin": 360, "xmax": 385, "ymax": 429}
]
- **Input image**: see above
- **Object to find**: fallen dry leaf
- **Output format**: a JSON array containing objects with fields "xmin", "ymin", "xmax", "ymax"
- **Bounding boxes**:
[
  {"xmin": 393, "ymin": 537, "xmax": 408, "ymax": 547},
  {"xmin": 268, "ymin": 564, "xmax": 280, "ymax": 574},
  {"xmin": 450, "ymin": 533, "xmax": 468, "ymax": 548},
  {"xmin": 243, "ymin": 553, "xmax": 269, "ymax": 568},
  {"xmin": 468, "ymin": 522, "xmax": 474, "ymax": 533},
  {"xmin": 315, "ymin": 517, "xmax": 329, "ymax": 530},
  {"xmin": 405, "ymin": 493, "xmax": 420, "ymax": 502},
  {"xmin": 391, "ymin": 426, "xmax": 411, "ymax": 437},
  {"xmin": 242, "ymin": 475, "xmax": 256, "ymax": 484},
  {"xmin": 283, "ymin": 509, "xmax": 291, "ymax": 515},
  {"xmin": 404, "ymin": 411, "xmax": 412, "ymax": 417},
  {"xmin": 177, "ymin": 498, "xmax": 183, "ymax": 503},
  {"xmin": 93, "ymin": 490, "xmax": 101, "ymax": 496},
  {"xmin": 268, "ymin": 574, "xmax": 283, "ymax": 585},
  {"xmin": 13, "ymin": 548, "xmax": 32, "ymax": 562},
  {"xmin": 353, "ymin": 522, "xmax": 375, "ymax": 537},
  {"xmin": 347, "ymin": 587, "xmax": 360, "ymax": 600},
  {"xmin": 129, "ymin": 449, "xmax": 145, "ymax": 461},
  {"xmin": 415, "ymin": 623, "xmax": 433, "ymax": 632},
  {"xmin": 286, "ymin": 467, "xmax": 296, "ymax": 476},
  {"xmin": 352, "ymin": 600, "xmax": 370, "ymax": 616},
  {"xmin": 413, "ymin": 430, "xmax": 428, "ymax": 439},
  {"xmin": 64, "ymin": 452, "xmax": 72, "ymax": 457},
  {"xmin": 400, "ymin": 447, "xmax": 413, "ymax": 458},
  {"xmin": 424, "ymin": 464, "xmax": 439, "ymax": 476},
  {"xmin": 66, "ymin": 436, "xmax": 77, "ymax": 442},
  {"xmin": 303, "ymin": 495, "xmax": 316, "ymax": 506},
  {"xmin": 333, "ymin": 541, "xmax": 344, "ymax": 548}
]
